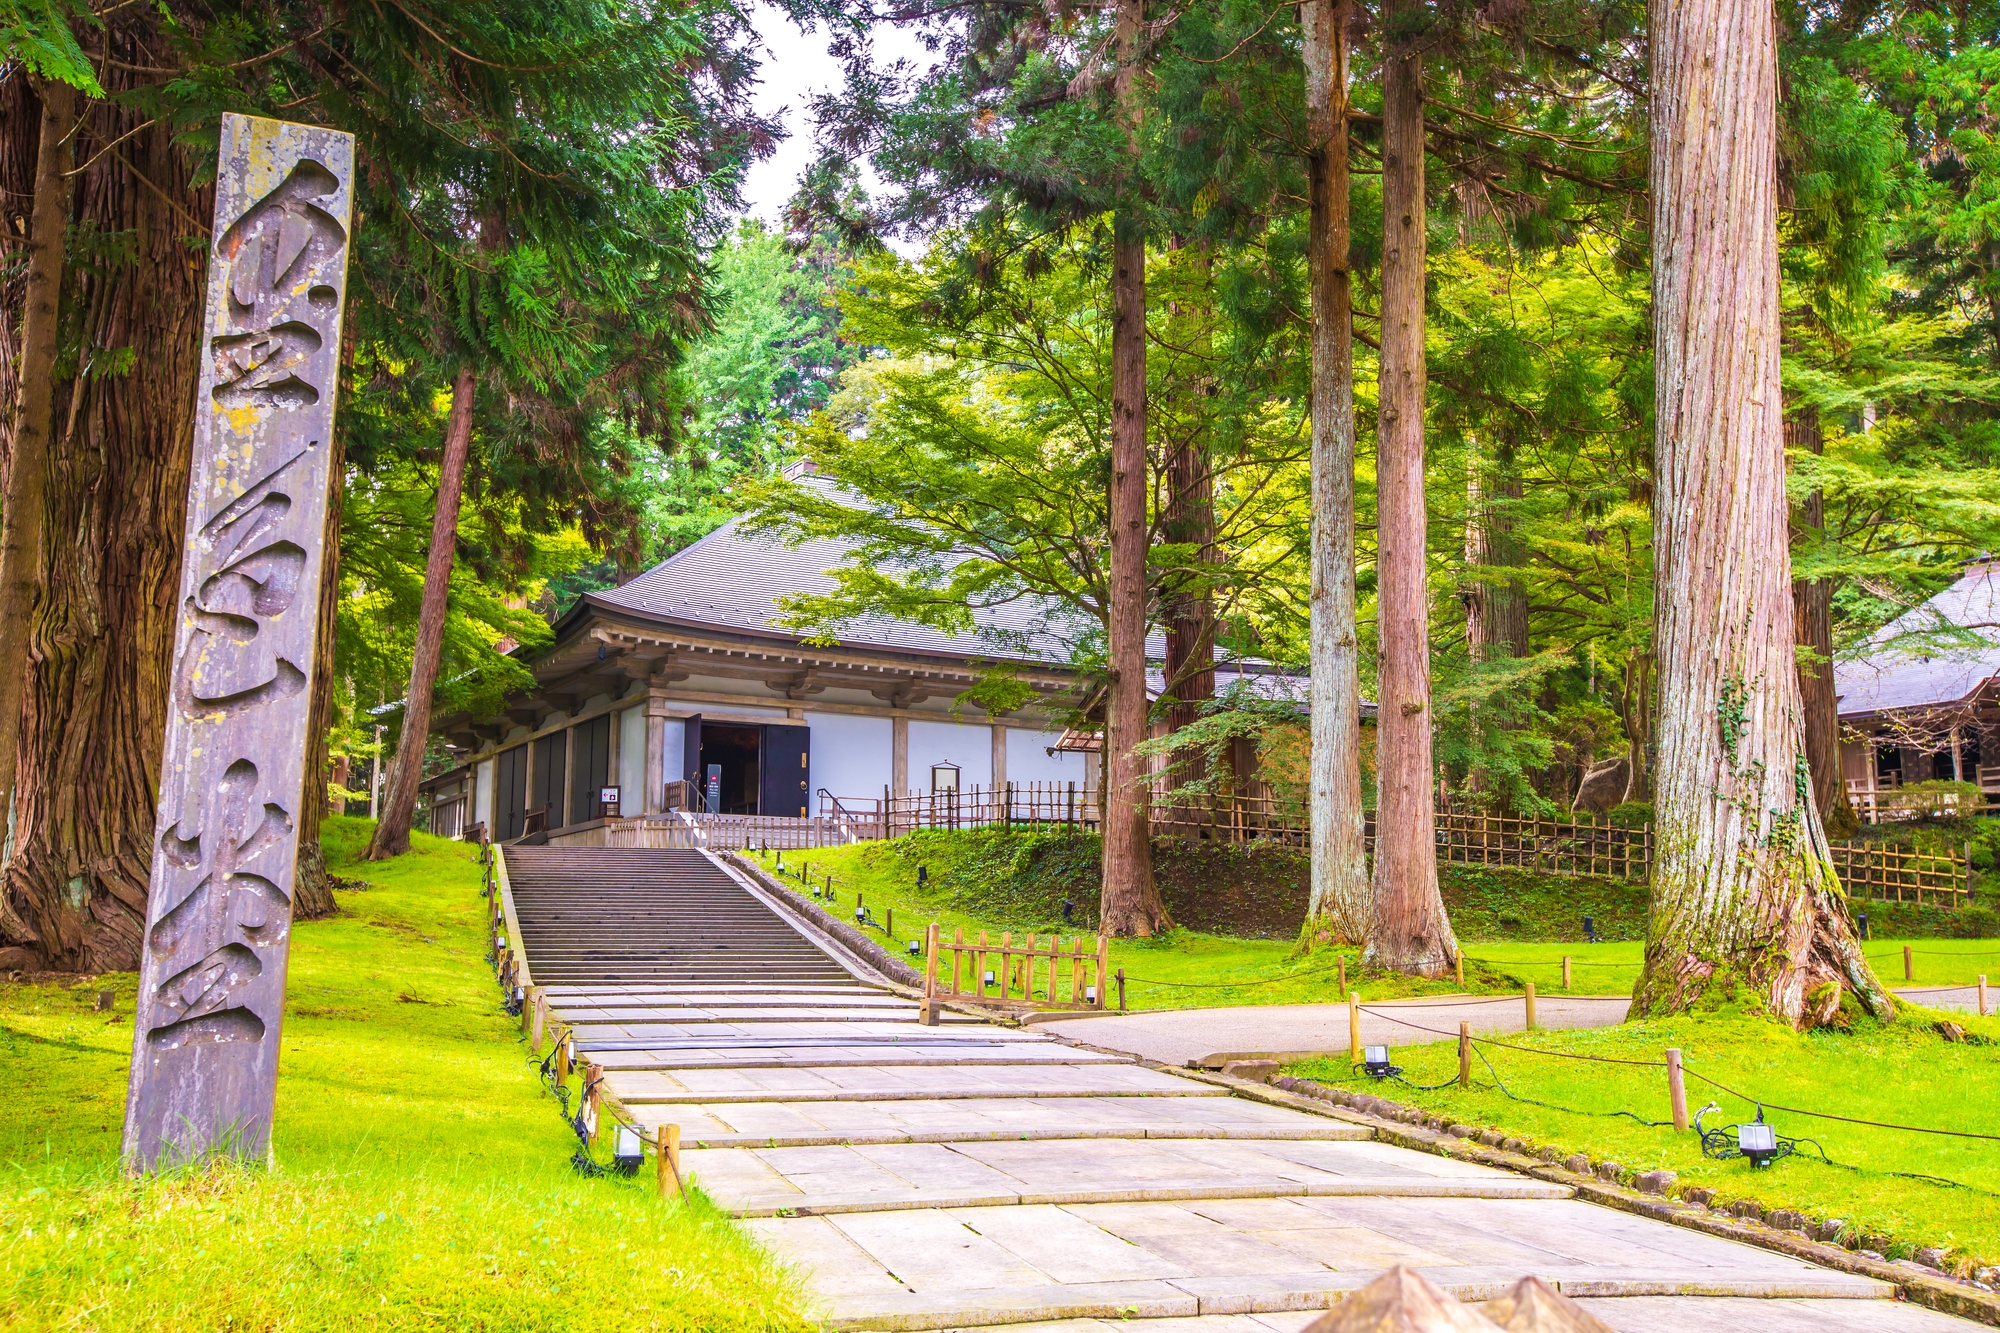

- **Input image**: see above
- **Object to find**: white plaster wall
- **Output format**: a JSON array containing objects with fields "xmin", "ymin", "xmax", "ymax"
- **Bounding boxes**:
[
  {"xmin": 908, "ymin": 718, "xmax": 994, "ymax": 793},
  {"xmin": 661, "ymin": 716, "xmax": 684, "ymax": 787},
  {"xmin": 618, "ymin": 705, "xmax": 646, "ymax": 806},
  {"xmin": 1005, "ymin": 727, "xmax": 1092, "ymax": 789},
  {"xmin": 475, "ymin": 758, "xmax": 495, "ymax": 829},
  {"xmin": 804, "ymin": 712, "xmax": 894, "ymax": 802}
]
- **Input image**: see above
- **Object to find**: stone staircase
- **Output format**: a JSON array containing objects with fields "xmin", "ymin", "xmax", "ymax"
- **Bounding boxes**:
[{"xmin": 506, "ymin": 846, "xmax": 860, "ymax": 988}]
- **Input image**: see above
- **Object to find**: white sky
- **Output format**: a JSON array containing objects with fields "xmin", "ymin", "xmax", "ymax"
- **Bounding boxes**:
[{"xmin": 735, "ymin": 2, "xmax": 935, "ymax": 230}]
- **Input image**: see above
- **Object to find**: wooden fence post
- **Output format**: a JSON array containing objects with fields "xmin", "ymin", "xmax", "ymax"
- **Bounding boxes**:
[
  {"xmin": 922, "ymin": 923, "xmax": 940, "ymax": 1026},
  {"xmin": 1337, "ymin": 956, "xmax": 1347, "ymax": 995},
  {"xmin": 657, "ymin": 1122, "xmax": 682, "ymax": 1199},
  {"xmin": 1348, "ymin": 992, "xmax": 1362, "ymax": 1063},
  {"xmin": 1980, "ymin": 975, "xmax": 1990, "ymax": 1018},
  {"xmin": 1096, "ymin": 935, "xmax": 1110, "ymax": 1008},
  {"xmin": 1458, "ymin": 1022, "xmax": 1472, "ymax": 1088},
  {"xmin": 530, "ymin": 988, "xmax": 547, "ymax": 1053},
  {"xmin": 1666, "ymin": 1048, "xmax": 1688, "ymax": 1133},
  {"xmin": 1562, "ymin": 955, "xmax": 1572, "ymax": 991},
  {"xmin": 1904, "ymin": 945, "xmax": 1913, "ymax": 981},
  {"xmin": 1454, "ymin": 949, "xmax": 1465, "ymax": 988},
  {"xmin": 1524, "ymin": 982, "xmax": 1537, "ymax": 1031}
]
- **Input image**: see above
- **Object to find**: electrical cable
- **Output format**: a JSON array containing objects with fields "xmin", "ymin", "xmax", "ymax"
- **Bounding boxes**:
[
  {"xmin": 1683, "ymin": 1068, "xmax": 2000, "ymax": 1142},
  {"xmin": 1469, "ymin": 1044, "xmax": 1675, "ymax": 1126}
]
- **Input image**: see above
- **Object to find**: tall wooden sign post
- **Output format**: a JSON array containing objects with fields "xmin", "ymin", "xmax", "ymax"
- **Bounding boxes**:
[{"xmin": 121, "ymin": 114, "xmax": 354, "ymax": 1170}]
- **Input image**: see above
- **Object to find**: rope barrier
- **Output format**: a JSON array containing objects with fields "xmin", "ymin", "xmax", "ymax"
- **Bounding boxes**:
[
  {"xmin": 1681, "ymin": 1068, "xmax": 2000, "ymax": 1143},
  {"xmin": 1356, "ymin": 1005, "xmax": 1668, "ymax": 1066}
]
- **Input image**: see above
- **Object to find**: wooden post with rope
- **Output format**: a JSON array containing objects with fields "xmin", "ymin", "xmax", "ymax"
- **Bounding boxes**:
[
  {"xmin": 1457, "ymin": 1022, "xmax": 1472, "ymax": 1088},
  {"xmin": 1348, "ymin": 992, "xmax": 1362, "ymax": 1063},
  {"xmin": 1666, "ymin": 1047, "xmax": 1688, "ymax": 1133},
  {"xmin": 656, "ymin": 1122, "xmax": 683, "ymax": 1199}
]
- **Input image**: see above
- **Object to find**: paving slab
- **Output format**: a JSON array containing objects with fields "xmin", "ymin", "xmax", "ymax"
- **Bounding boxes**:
[
  {"xmin": 752, "ymin": 1194, "xmax": 1889, "ymax": 1330},
  {"xmin": 605, "ymin": 1062, "xmax": 1204, "ymax": 1103},
  {"xmin": 625, "ymin": 1093, "xmax": 1372, "ymax": 1147},
  {"xmin": 1036, "ymin": 996, "xmax": 1633, "ymax": 1068},
  {"xmin": 968, "ymin": 1302, "xmax": 1992, "ymax": 1333}
]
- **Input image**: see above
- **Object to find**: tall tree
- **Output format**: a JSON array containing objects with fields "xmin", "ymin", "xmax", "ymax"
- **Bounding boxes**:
[
  {"xmin": 1365, "ymin": 0, "xmax": 1455, "ymax": 977},
  {"xmin": 1103, "ymin": 0, "xmax": 1166, "ymax": 934},
  {"xmin": 1302, "ymin": 0, "xmax": 1370, "ymax": 947},
  {"xmin": 0, "ymin": 70, "xmax": 80, "ymax": 874},
  {"xmin": 1635, "ymin": 0, "xmax": 1890, "ymax": 1024}
]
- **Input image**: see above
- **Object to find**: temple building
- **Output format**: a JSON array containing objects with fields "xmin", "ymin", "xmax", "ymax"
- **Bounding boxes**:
[{"xmin": 1836, "ymin": 559, "xmax": 2000, "ymax": 819}]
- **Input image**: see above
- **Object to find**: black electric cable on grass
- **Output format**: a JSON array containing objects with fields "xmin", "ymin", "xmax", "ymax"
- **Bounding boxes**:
[{"xmin": 1468, "ymin": 1044, "xmax": 1677, "ymax": 1127}]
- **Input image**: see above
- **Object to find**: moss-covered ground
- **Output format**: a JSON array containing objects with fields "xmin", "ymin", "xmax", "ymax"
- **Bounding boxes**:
[
  {"xmin": 1, "ymin": 816, "xmax": 809, "ymax": 1333},
  {"xmin": 749, "ymin": 829, "xmax": 2000, "ymax": 1009},
  {"xmin": 1288, "ymin": 1002, "xmax": 2000, "ymax": 1276}
]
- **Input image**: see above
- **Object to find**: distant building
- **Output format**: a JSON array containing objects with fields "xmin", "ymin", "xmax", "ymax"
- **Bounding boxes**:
[
  {"xmin": 421, "ymin": 482, "xmax": 1306, "ymax": 843},
  {"xmin": 1836, "ymin": 560, "xmax": 2000, "ymax": 818}
]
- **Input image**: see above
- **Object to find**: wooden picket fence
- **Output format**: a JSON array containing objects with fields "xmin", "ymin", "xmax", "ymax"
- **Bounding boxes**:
[
  {"xmin": 1827, "ymin": 841, "xmax": 1972, "ymax": 905},
  {"xmin": 923, "ymin": 923, "xmax": 1110, "ymax": 1012}
]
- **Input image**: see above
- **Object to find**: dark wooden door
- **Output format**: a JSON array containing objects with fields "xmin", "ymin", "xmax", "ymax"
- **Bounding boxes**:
[
  {"xmin": 569, "ymin": 714, "xmax": 611, "ymax": 824},
  {"xmin": 761, "ymin": 723, "xmax": 811, "ymax": 819},
  {"xmin": 496, "ymin": 744, "xmax": 528, "ymax": 840},
  {"xmin": 531, "ymin": 732, "xmax": 564, "ymax": 823}
]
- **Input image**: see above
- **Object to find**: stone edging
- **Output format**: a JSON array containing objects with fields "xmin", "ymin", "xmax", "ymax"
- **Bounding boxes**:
[
  {"xmin": 719, "ymin": 852, "xmax": 927, "ymax": 991},
  {"xmin": 1168, "ymin": 1068, "xmax": 2000, "ymax": 1328}
]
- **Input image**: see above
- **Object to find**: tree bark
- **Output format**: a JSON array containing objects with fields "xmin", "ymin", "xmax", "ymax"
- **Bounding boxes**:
[
  {"xmin": 1786, "ymin": 407, "xmax": 1856, "ymax": 837},
  {"xmin": 0, "ymin": 78, "xmax": 78, "ymax": 871},
  {"xmin": 1099, "ymin": 0, "xmax": 1166, "ymax": 936},
  {"xmin": 367, "ymin": 366, "xmax": 476, "ymax": 859},
  {"xmin": 1636, "ymin": 0, "xmax": 1890, "ymax": 1025},
  {"xmin": 1461, "ymin": 446, "xmax": 1528, "ymax": 803},
  {"xmin": 1302, "ymin": 0, "xmax": 1370, "ymax": 949},
  {"xmin": 1365, "ymin": 0, "xmax": 1455, "ymax": 978},
  {"xmin": 291, "ymin": 433, "xmax": 346, "ymax": 917},
  {"xmin": 0, "ymin": 40, "xmax": 213, "ymax": 973}
]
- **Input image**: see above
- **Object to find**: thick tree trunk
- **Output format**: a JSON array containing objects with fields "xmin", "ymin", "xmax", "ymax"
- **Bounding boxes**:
[
  {"xmin": 0, "ymin": 42, "xmax": 213, "ymax": 973},
  {"xmin": 1302, "ymin": 0, "xmax": 1370, "ymax": 949},
  {"xmin": 0, "ymin": 79, "xmax": 78, "ymax": 865},
  {"xmin": 1636, "ymin": 0, "xmax": 1889, "ymax": 1025},
  {"xmin": 1365, "ymin": 0, "xmax": 1455, "ymax": 977},
  {"xmin": 367, "ymin": 367, "xmax": 476, "ymax": 859},
  {"xmin": 291, "ymin": 434, "xmax": 346, "ymax": 918},
  {"xmin": 1099, "ymin": 0, "xmax": 1166, "ymax": 937},
  {"xmin": 1786, "ymin": 407, "xmax": 1856, "ymax": 837}
]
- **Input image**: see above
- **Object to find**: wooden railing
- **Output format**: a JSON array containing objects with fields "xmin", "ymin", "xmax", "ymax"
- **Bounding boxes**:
[
  {"xmin": 1828, "ymin": 841, "xmax": 1971, "ymax": 905},
  {"xmin": 825, "ymin": 783, "xmax": 1102, "ymax": 838},
  {"xmin": 923, "ymin": 923, "xmax": 1109, "ymax": 1013}
]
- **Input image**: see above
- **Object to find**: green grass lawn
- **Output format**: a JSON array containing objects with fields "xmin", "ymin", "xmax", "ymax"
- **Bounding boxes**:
[
  {"xmin": 750, "ymin": 838, "xmax": 2000, "ymax": 1009},
  {"xmin": 1, "ymin": 816, "xmax": 809, "ymax": 1333},
  {"xmin": 1288, "ymin": 1004, "xmax": 2000, "ymax": 1275}
]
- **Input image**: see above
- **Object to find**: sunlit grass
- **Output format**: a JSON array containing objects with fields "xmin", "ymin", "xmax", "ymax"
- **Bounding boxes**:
[
  {"xmin": 1289, "ymin": 1003, "xmax": 2000, "ymax": 1273},
  {"xmin": 1, "ymin": 817, "xmax": 810, "ymax": 1333}
]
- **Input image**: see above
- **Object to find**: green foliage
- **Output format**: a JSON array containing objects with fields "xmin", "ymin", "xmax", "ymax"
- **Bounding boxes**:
[
  {"xmin": 0, "ymin": 0, "xmax": 103, "ymax": 94},
  {"xmin": 0, "ymin": 818, "xmax": 810, "ymax": 1331}
]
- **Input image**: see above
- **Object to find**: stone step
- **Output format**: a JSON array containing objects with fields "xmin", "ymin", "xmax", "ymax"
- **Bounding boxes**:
[
  {"xmin": 606, "ymin": 1065, "xmax": 1220, "ymax": 1104},
  {"xmin": 623, "ymin": 1094, "xmax": 1377, "ymax": 1148}
]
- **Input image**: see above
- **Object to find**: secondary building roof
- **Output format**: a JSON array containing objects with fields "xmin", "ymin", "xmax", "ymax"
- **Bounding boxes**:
[{"xmin": 1835, "ymin": 561, "xmax": 2000, "ymax": 718}]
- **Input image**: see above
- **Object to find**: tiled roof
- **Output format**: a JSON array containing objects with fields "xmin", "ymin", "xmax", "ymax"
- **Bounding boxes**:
[
  {"xmin": 1835, "ymin": 562, "xmax": 2000, "ymax": 717},
  {"xmin": 588, "ymin": 502, "xmax": 1106, "ymax": 666}
]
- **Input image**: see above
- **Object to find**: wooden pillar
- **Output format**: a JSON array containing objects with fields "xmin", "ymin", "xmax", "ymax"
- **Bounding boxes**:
[
  {"xmin": 991, "ymin": 722, "xmax": 1008, "ymax": 794},
  {"xmin": 892, "ymin": 715, "xmax": 909, "ymax": 802},
  {"xmin": 644, "ymin": 695, "xmax": 669, "ymax": 814}
]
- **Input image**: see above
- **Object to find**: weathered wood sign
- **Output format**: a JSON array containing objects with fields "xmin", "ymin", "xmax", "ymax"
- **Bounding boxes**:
[{"xmin": 122, "ymin": 114, "xmax": 354, "ymax": 1170}]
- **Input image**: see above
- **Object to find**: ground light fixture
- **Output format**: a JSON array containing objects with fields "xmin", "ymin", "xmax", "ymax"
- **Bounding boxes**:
[
  {"xmin": 613, "ymin": 1123, "xmax": 644, "ymax": 1176},
  {"xmin": 907, "ymin": 939, "xmax": 921, "ymax": 957},
  {"xmin": 983, "ymin": 970, "xmax": 997, "ymax": 989},
  {"xmin": 1363, "ymin": 1045, "xmax": 1401, "ymax": 1079},
  {"xmin": 1696, "ymin": 1102, "xmax": 1797, "ymax": 1169},
  {"xmin": 1084, "ymin": 985, "xmax": 1097, "ymax": 1003}
]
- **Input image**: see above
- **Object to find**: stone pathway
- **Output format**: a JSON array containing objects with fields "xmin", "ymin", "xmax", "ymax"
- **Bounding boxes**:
[{"xmin": 521, "ymin": 852, "xmax": 1983, "ymax": 1332}]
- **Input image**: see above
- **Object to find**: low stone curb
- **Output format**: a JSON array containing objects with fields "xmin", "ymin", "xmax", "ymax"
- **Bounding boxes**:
[
  {"xmin": 720, "ymin": 853, "xmax": 926, "ymax": 990},
  {"xmin": 1237, "ymin": 1071, "xmax": 2000, "ymax": 1328}
]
